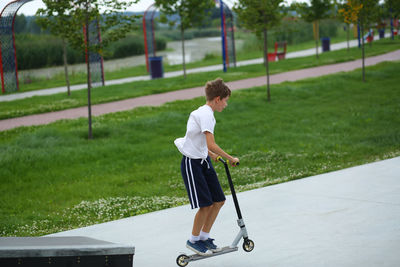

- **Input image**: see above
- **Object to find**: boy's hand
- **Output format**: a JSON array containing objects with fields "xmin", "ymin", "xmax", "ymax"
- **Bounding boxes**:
[
  {"xmin": 208, "ymin": 150, "xmax": 219, "ymax": 162},
  {"xmin": 230, "ymin": 157, "xmax": 240, "ymax": 167},
  {"xmin": 211, "ymin": 154, "xmax": 219, "ymax": 162}
]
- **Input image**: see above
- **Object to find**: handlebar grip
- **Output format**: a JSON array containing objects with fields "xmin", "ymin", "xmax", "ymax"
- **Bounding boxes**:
[
  {"xmin": 227, "ymin": 160, "xmax": 240, "ymax": 167},
  {"xmin": 217, "ymin": 156, "xmax": 225, "ymax": 163},
  {"xmin": 217, "ymin": 156, "xmax": 239, "ymax": 166}
]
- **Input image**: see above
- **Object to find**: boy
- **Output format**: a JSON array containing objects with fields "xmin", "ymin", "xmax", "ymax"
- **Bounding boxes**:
[{"xmin": 174, "ymin": 78, "xmax": 239, "ymax": 256}]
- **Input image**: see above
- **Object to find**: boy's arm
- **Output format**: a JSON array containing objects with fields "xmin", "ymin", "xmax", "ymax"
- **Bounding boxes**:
[
  {"xmin": 208, "ymin": 150, "xmax": 219, "ymax": 162},
  {"xmin": 205, "ymin": 131, "xmax": 239, "ymax": 165}
]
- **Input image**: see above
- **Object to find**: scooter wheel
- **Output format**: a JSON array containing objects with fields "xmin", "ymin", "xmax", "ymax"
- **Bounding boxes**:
[
  {"xmin": 243, "ymin": 239, "xmax": 255, "ymax": 252},
  {"xmin": 176, "ymin": 254, "xmax": 189, "ymax": 267}
]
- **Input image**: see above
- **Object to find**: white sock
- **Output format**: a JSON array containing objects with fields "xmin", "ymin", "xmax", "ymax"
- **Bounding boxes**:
[
  {"xmin": 189, "ymin": 234, "xmax": 200, "ymax": 243},
  {"xmin": 199, "ymin": 231, "xmax": 210, "ymax": 241}
]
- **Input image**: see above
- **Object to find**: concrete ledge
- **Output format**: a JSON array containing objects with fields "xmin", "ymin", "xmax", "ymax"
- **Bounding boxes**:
[{"xmin": 0, "ymin": 236, "xmax": 134, "ymax": 258}]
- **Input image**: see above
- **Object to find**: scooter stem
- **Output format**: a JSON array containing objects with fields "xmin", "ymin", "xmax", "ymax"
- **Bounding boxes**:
[
  {"xmin": 230, "ymin": 218, "xmax": 249, "ymax": 248},
  {"xmin": 218, "ymin": 157, "xmax": 243, "ymax": 220}
]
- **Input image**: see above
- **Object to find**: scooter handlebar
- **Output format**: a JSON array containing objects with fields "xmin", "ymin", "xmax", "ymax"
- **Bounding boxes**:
[
  {"xmin": 217, "ymin": 156, "xmax": 225, "ymax": 163},
  {"xmin": 217, "ymin": 156, "xmax": 240, "ymax": 166}
]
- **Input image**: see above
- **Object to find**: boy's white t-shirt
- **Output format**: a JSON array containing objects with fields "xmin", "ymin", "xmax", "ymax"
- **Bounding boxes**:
[{"xmin": 174, "ymin": 104, "xmax": 215, "ymax": 159}]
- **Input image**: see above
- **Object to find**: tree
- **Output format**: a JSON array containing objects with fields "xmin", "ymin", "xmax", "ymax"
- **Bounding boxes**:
[
  {"xmin": 339, "ymin": 0, "xmax": 379, "ymax": 82},
  {"xmin": 234, "ymin": 0, "xmax": 284, "ymax": 102},
  {"xmin": 37, "ymin": 1, "xmax": 74, "ymax": 96},
  {"xmin": 293, "ymin": 0, "xmax": 333, "ymax": 59},
  {"xmin": 154, "ymin": 0, "xmax": 215, "ymax": 78},
  {"xmin": 37, "ymin": 0, "xmax": 139, "ymax": 139},
  {"xmin": 335, "ymin": 0, "xmax": 352, "ymax": 51}
]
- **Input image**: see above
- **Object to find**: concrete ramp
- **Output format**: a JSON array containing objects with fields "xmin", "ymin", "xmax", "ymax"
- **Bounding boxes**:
[
  {"xmin": 49, "ymin": 157, "xmax": 400, "ymax": 267},
  {"xmin": 0, "ymin": 236, "xmax": 134, "ymax": 267}
]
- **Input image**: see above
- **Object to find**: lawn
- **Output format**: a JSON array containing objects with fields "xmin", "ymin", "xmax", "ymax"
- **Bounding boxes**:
[
  {"xmin": 1, "ymin": 38, "xmax": 399, "ymax": 121},
  {"xmin": 1, "ymin": 60, "xmax": 399, "ymax": 236}
]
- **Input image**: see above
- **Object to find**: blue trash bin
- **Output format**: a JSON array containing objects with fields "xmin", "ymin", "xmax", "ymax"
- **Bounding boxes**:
[
  {"xmin": 149, "ymin": 56, "xmax": 163, "ymax": 79},
  {"xmin": 321, "ymin": 37, "xmax": 330, "ymax": 52}
]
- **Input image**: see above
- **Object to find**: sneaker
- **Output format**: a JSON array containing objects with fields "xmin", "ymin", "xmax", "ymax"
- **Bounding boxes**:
[
  {"xmin": 186, "ymin": 240, "xmax": 212, "ymax": 256},
  {"xmin": 202, "ymin": 238, "xmax": 222, "ymax": 252}
]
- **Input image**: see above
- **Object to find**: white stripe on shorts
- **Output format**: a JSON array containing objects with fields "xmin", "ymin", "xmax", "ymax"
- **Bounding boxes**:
[{"xmin": 185, "ymin": 157, "xmax": 199, "ymax": 208}]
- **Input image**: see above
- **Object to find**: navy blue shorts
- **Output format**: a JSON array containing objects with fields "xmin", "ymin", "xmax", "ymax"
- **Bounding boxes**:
[{"xmin": 181, "ymin": 156, "xmax": 226, "ymax": 209}]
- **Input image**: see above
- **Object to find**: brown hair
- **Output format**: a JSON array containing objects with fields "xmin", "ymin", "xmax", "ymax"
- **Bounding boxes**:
[{"xmin": 205, "ymin": 78, "xmax": 231, "ymax": 101}]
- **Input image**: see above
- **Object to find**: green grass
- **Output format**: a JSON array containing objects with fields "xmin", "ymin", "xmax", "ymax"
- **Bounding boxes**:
[
  {"xmin": 1, "ymin": 60, "xmax": 399, "ymax": 236},
  {"xmin": 1, "ymin": 38, "xmax": 399, "ymax": 121}
]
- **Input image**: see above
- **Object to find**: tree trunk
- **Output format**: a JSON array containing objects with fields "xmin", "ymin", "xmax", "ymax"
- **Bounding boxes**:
[
  {"xmin": 361, "ymin": 22, "xmax": 365, "ymax": 82},
  {"xmin": 263, "ymin": 28, "xmax": 271, "ymax": 102},
  {"xmin": 62, "ymin": 39, "xmax": 71, "ymax": 96},
  {"xmin": 347, "ymin": 23, "xmax": 350, "ymax": 52},
  {"xmin": 314, "ymin": 21, "xmax": 319, "ymax": 59},
  {"xmin": 263, "ymin": 42, "xmax": 267, "ymax": 68},
  {"xmin": 180, "ymin": 24, "xmax": 187, "ymax": 79},
  {"xmin": 85, "ymin": 5, "xmax": 93, "ymax": 139}
]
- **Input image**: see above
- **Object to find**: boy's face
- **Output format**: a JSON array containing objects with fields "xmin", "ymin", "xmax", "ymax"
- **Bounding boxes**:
[{"xmin": 215, "ymin": 96, "xmax": 229, "ymax": 112}]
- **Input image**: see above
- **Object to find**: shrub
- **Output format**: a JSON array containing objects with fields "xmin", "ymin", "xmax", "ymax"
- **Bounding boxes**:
[
  {"xmin": 107, "ymin": 35, "xmax": 167, "ymax": 60},
  {"xmin": 14, "ymin": 33, "xmax": 166, "ymax": 70},
  {"xmin": 112, "ymin": 38, "xmax": 145, "ymax": 59},
  {"xmin": 15, "ymin": 34, "xmax": 84, "ymax": 70}
]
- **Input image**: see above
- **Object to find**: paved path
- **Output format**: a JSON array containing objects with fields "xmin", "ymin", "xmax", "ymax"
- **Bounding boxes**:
[
  {"xmin": 0, "ymin": 35, "xmax": 391, "ymax": 103},
  {"xmin": 49, "ymin": 157, "xmax": 400, "ymax": 267},
  {"xmin": 1, "ymin": 49, "xmax": 399, "ymax": 132}
]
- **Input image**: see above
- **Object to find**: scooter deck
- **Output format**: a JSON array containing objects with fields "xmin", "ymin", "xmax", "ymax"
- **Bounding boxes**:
[{"xmin": 185, "ymin": 246, "xmax": 238, "ymax": 262}]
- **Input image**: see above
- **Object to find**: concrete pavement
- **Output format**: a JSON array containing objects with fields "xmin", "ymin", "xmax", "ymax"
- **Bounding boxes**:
[{"xmin": 49, "ymin": 157, "xmax": 400, "ymax": 267}]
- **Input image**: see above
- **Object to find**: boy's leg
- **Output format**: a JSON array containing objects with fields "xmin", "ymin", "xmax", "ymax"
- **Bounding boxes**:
[
  {"xmin": 194, "ymin": 201, "xmax": 225, "ymax": 253},
  {"xmin": 201, "ymin": 201, "xmax": 225, "ymax": 233},
  {"xmin": 187, "ymin": 205, "xmax": 214, "ymax": 256},
  {"xmin": 182, "ymin": 157, "xmax": 225, "ymax": 254},
  {"xmin": 192, "ymin": 205, "xmax": 212, "ymax": 236},
  {"xmin": 191, "ymin": 201, "xmax": 224, "ymax": 236}
]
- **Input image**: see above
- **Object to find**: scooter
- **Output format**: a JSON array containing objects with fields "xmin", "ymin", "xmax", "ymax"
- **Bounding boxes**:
[{"xmin": 176, "ymin": 157, "xmax": 255, "ymax": 267}]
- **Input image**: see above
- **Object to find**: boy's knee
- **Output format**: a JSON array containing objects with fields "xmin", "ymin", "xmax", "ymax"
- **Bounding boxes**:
[
  {"xmin": 214, "ymin": 200, "xmax": 225, "ymax": 208},
  {"xmin": 199, "ymin": 205, "xmax": 212, "ymax": 212}
]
